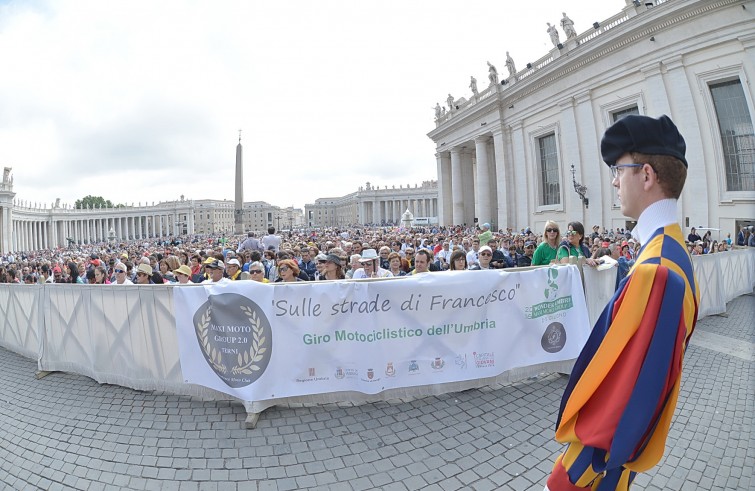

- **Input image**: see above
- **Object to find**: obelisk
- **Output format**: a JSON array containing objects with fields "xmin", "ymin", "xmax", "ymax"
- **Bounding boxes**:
[{"xmin": 234, "ymin": 130, "xmax": 244, "ymax": 235}]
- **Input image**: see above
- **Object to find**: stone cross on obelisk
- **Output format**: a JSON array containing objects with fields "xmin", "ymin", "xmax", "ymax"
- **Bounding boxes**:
[{"xmin": 234, "ymin": 130, "xmax": 244, "ymax": 235}]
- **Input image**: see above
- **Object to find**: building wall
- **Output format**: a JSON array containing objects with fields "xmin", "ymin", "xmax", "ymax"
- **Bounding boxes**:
[
  {"xmin": 428, "ymin": 0, "xmax": 755, "ymax": 236},
  {"xmin": 305, "ymin": 181, "xmax": 439, "ymax": 228}
]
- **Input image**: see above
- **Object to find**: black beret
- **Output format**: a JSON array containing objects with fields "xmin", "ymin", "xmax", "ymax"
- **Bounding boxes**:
[{"xmin": 601, "ymin": 114, "xmax": 687, "ymax": 167}]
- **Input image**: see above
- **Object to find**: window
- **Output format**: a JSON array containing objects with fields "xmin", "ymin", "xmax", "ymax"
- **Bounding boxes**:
[
  {"xmin": 538, "ymin": 133, "xmax": 560, "ymax": 206},
  {"xmin": 710, "ymin": 79, "xmax": 755, "ymax": 192},
  {"xmin": 611, "ymin": 105, "xmax": 639, "ymax": 123}
]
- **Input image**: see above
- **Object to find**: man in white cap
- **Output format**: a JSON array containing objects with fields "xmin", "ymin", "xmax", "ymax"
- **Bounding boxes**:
[
  {"xmin": 225, "ymin": 258, "xmax": 242, "ymax": 280},
  {"xmin": 352, "ymin": 249, "xmax": 393, "ymax": 279}
]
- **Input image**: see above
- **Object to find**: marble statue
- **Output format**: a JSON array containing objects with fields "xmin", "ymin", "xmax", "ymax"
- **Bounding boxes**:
[
  {"xmin": 470, "ymin": 76, "xmax": 478, "ymax": 96},
  {"xmin": 547, "ymin": 22, "xmax": 560, "ymax": 47},
  {"xmin": 561, "ymin": 12, "xmax": 577, "ymax": 39},
  {"xmin": 446, "ymin": 94, "xmax": 455, "ymax": 110},
  {"xmin": 434, "ymin": 103, "xmax": 442, "ymax": 120},
  {"xmin": 505, "ymin": 51, "xmax": 516, "ymax": 77},
  {"xmin": 487, "ymin": 61, "xmax": 499, "ymax": 85},
  {"xmin": 2, "ymin": 167, "xmax": 10, "ymax": 183}
]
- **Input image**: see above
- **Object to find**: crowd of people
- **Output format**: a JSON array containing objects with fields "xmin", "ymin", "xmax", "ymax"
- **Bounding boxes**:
[{"xmin": 0, "ymin": 221, "xmax": 749, "ymax": 287}]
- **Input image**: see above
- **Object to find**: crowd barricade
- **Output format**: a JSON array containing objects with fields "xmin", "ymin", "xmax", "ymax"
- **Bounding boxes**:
[{"xmin": 0, "ymin": 248, "xmax": 752, "ymax": 426}]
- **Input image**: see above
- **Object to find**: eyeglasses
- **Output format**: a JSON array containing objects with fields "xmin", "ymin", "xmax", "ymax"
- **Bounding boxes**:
[
  {"xmin": 609, "ymin": 163, "xmax": 644, "ymax": 179},
  {"xmin": 115, "ymin": 269, "xmax": 125, "ymax": 274},
  {"xmin": 546, "ymin": 228, "xmax": 559, "ymax": 233},
  {"xmin": 318, "ymin": 260, "xmax": 327, "ymax": 264},
  {"xmin": 566, "ymin": 230, "xmax": 579, "ymax": 236},
  {"xmin": 279, "ymin": 266, "xmax": 290, "ymax": 272},
  {"xmin": 479, "ymin": 252, "xmax": 492, "ymax": 256},
  {"xmin": 250, "ymin": 270, "xmax": 263, "ymax": 274}
]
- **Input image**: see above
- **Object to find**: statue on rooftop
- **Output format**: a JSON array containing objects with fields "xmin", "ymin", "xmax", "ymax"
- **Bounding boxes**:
[
  {"xmin": 469, "ymin": 76, "xmax": 478, "ymax": 97},
  {"xmin": 446, "ymin": 94, "xmax": 455, "ymax": 111},
  {"xmin": 561, "ymin": 12, "xmax": 577, "ymax": 39},
  {"xmin": 434, "ymin": 103, "xmax": 442, "ymax": 120},
  {"xmin": 547, "ymin": 22, "xmax": 560, "ymax": 47},
  {"xmin": 505, "ymin": 51, "xmax": 516, "ymax": 77},
  {"xmin": 487, "ymin": 61, "xmax": 499, "ymax": 85}
]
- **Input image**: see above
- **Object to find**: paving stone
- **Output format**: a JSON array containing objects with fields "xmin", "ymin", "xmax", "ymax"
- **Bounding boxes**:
[{"xmin": 0, "ymin": 294, "xmax": 751, "ymax": 490}]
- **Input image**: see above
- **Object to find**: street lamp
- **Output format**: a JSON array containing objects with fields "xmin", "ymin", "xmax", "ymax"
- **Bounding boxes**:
[{"xmin": 570, "ymin": 164, "xmax": 589, "ymax": 208}]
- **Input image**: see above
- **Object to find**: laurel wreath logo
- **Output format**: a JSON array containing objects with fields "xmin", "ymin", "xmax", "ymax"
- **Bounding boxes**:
[
  {"xmin": 231, "ymin": 305, "xmax": 267, "ymax": 375},
  {"xmin": 195, "ymin": 306, "xmax": 226, "ymax": 374}
]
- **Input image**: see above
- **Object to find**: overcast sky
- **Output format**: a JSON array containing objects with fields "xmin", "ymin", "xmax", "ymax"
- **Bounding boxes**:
[{"xmin": 0, "ymin": 0, "xmax": 625, "ymax": 210}]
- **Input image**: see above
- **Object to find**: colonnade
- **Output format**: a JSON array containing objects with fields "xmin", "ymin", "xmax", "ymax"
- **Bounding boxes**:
[
  {"xmin": 361, "ymin": 197, "xmax": 438, "ymax": 224},
  {"xmin": 7, "ymin": 210, "xmax": 195, "ymax": 252},
  {"xmin": 436, "ymin": 133, "xmax": 503, "ymax": 228}
]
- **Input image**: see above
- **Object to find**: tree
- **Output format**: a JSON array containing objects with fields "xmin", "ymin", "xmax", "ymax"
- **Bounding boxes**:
[{"xmin": 75, "ymin": 195, "xmax": 115, "ymax": 209}]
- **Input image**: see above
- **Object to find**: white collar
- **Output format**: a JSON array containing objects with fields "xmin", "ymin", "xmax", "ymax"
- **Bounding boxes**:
[{"xmin": 631, "ymin": 199, "xmax": 678, "ymax": 245}]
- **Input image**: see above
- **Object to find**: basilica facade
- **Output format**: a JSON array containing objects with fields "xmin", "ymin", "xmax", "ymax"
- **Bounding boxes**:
[{"xmin": 428, "ymin": 0, "xmax": 754, "ymax": 235}]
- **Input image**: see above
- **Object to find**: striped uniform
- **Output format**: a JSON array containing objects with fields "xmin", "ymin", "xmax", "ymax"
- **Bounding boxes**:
[{"xmin": 547, "ymin": 224, "xmax": 699, "ymax": 490}]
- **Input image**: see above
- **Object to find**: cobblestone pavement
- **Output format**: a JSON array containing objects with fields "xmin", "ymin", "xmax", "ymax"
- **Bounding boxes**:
[{"xmin": 1, "ymin": 294, "xmax": 752, "ymax": 491}]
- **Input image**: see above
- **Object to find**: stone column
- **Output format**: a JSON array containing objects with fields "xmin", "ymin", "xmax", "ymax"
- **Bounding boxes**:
[
  {"xmin": 474, "ymin": 136, "xmax": 492, "ymax": 227},
  {"xmin": 461, "ymin": 148, "xmax": 475, "ymax": 226},
  {"xmin": 509, "ymin": 122, "xmax": 529, "ymax": 229},
  {"xmin": 450, "ymin": 148, "xmax": 464, "ymax": 225},
  {"xmin": 493, "ymin": 128, "xmax": 510, "ymax": 230},
  {"xmin": 559, "ymin": 97, "xmax": 582, "ymax": 218}
]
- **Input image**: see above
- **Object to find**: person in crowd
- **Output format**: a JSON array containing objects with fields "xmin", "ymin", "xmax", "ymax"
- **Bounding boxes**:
[
  {"xmin": 410, "ymin": 249, "xmax": 433, "ymax": 274},
  {"xmin": 94, "ymin": 266, "xmax": 110, "ymax": 284},
  {"xmin": 448, "ymin": 249, "xmax": 468, "ymax": 271},
  {"xmin": 466, "ymin": 238, "xmax": 481, "ymax": 268},
  {"xmin": 532, "ymin": 221, "xmax": 561, "ymax": 266},
  {"xmin": 345, "ymin": 254, "xmax": 361, "ymax": 279},
  {"xmin": 112, "ymin": 262, "xmax": 133, "ymax": 285},
  {"xmin": 379, "ymin": 246, "xmax": 392, "ymax": 270},
  {"xmin": 52, "ymin": 266, "xmax": 63, "ymax": 283},
  {"xmin": 262, "ymin": 226, "xmax": 282, "ymax": 252},
  {"xmin": 687, "ymin": 226, "xmax": 701, "ymax": 243},
  {"xmin": 173, "ymin": 264, "xmax": 193, "ymax": 284},
  {"xmin": 352, "ymin": 249, "xmax": 393, "ymax": 279},
  {"xmin": 320, "ymin": 254, "xmax": 345, "ymax": 280},
  {"xmin": 546, "ymin": 114, "xmax": 699, "ymax": 491},
  {"xmin": 469, "ymin": 245, "xmax": 494, "ymax": 270},
  {"xmin": 135, "ymin": 263, "xmax": 154, "ymax": 284},
  {"xmin": 202, "ymin": 259, "xmax": 229, "ymax": 284},
  {"xmin": 298, "ymin": 248, "xmax": 316, "ymax": 281},
  {"xmin": 275, "ymin": 259, "xmax": 303, "ymax": 283},
  {"xmin": 517, "ymin": 241, "xmax": 535, "ymax": 267},
  {"xmin": 225, "ymin": 258, "xmax": 242, "ymax": 280},
  {"xmin": 248, "ymin": 261, "xmax": 269, "ymax": 283},
  {"xmin": 717, "ymin": 242, "xmax": 727, "ymax": 253},
  {"xmin": 387, "ymin": 252, "xmax": 407, "ymax": 276},
  {"xmin": 237, "ymin": 232, "xmax": 262, "ymax": 253},
  {"xmin": 159, "ymin": 259, "xmax": 176, "ymax": 283},
  {"xmin": 557, "ymin": 221, "xmax": 593, "ymax": 264}
]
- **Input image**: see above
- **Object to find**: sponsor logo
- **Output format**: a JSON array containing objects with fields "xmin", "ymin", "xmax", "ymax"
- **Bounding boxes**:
[
  {"xmin": 192, "ymin": 293, "xmax": 273, "ymax": 388},
  {"xmin": 308, "ymin": 367, "xmax": 316, "ymax": 377},
  {"xmin": 472, "ymin": 351, "xmax": 495, "ymax": 368},
  {"xmin": 385, "ymin": 362, "xmax": 396, "ymax": 377},
  {"xmin": 455, "ymin": 354, "xmax": 467, "ymax": 369},
  {"xmin": 360, "ymin": 367, "xmax": 381, "ymax": 383},
  {"xmin": 335, "ymin": 367, "xmax": 345, "ymax": 379},
  {"xmin": 431, "ymin": 357, "xmax": 445, "ymax": 370},
  {"xmin": 525, "ymin": 267, "xmax": 574, "ymax": 319},
  {"xmin": 408, "ymin": 360, "xmax": 420, "ymax": 374},
  {"xmin": 541, "ymin": 322, "xmax": 566, "ymax": 353}
]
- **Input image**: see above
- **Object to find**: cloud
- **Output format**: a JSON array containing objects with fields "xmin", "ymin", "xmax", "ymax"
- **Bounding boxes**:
[{"xmin": 0, "ymin": 0, "xmax": 626, "ymax": 210}]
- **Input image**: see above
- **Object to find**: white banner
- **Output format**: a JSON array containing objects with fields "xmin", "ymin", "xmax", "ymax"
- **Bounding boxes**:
[{"xmin": 174, "ymin": 266, "xmax": 590, "ymax": 401}]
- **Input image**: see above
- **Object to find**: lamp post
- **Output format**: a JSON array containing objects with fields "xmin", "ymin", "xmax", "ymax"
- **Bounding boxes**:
[{"xmin": 570, "ymin": 164, "xmax": 589, "ymax": 208}]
